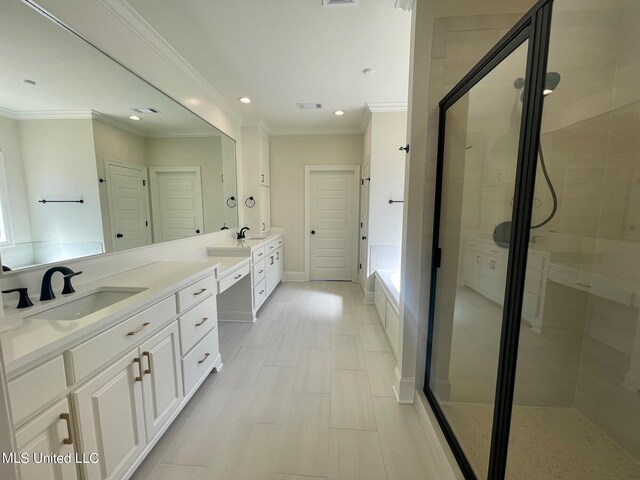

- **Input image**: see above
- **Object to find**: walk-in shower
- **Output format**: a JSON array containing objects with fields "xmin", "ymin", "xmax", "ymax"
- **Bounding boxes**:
[{"xmin": 425, "ymin": 0, "xmax": 640, "ymax": 479}]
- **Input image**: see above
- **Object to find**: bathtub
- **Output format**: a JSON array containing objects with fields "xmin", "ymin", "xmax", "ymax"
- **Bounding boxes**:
[{"xmin": 374, "ymin": 270, "xmax": 400, "ymax": 309}]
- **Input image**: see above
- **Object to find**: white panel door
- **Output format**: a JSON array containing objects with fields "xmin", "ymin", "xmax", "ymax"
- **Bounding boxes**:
[
  {"xmin": 105, "ymin": 161, "xmax": 151, "ymax": 252},
  {"xmin": 72, "ymin": 349, "xmax": 146, "ymax": 480},
  {"xmin": 15, "ymin": 398, "xmax": 78, "ymax": 480},
  {"xmin": 358, "ymin": 163, "xmax": 370, "ymax": 286},
  {"xmin": 150, "ymin": 167, "xmax": 204, "ymax": 242},
  {"xmin": 309, "ymin": 169, "xmax": 357, "ymax": 281},
  {"xmin": 139, "ymin": 322, "xmax": 183, "ymax": 442}
]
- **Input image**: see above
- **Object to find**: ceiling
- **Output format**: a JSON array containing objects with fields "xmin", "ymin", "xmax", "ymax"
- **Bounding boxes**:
[
  {"xmin": 0, "ymin": 1, "xmax": 223, "ymax": 138},
  {"xmin": 125, "ymin": 0, "xmax": 412, "ymax": 134}
]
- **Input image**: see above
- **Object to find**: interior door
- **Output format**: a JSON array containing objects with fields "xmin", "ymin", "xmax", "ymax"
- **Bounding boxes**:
[
  {"xmin": 358, "ymin": 163, "xmax": 371, "ymax": 286},
  {"xmin": 308, "ymin": 168, "xmax": 357, "ymax": 281},
  {"xmin": 105, "ymin": 160, "xmax": 151, "ymax": 252},
  {"xmin": 149, "ymin": 167, "xmax": 204, "ymax": 242}
]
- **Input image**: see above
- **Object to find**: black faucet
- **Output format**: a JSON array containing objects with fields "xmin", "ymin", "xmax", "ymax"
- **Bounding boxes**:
[
  {"xmin": 237, "ymin": 227, "xmax": 250, "ymax": 239},
  {"xmin": 40, "ymin": 266, "xmax": 83, "ymax": 301}
]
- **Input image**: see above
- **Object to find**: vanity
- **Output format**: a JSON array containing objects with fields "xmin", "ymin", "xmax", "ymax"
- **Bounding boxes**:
[
  {"xmin": 208, "ymin": 232, "xmax": 284, "ymax": 321},
  {"xmin": 0, "ymin": 257, "xmax": 258, "ymax": 480}
]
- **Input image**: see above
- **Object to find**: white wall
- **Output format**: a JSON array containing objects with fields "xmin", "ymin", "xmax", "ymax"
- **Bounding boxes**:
[
  {"xmin": 19, "ymin": 119, "xmax": 103, "ymax": 244},
  {"xmin": 367, "ymin": 111, "xmax": 408, "ymax": 249},
  {"xmin": 269, "ymin": 134, "xmax": 363, "ymax": 276},
  {"xmin": 0, "ymin": 115, "xmax": 32, "ymax": 245}
]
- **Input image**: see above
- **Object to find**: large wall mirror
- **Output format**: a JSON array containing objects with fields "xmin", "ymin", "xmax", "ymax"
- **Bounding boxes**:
[{"xmin": 0, "ymin": 1, "xmax": 238, "ymax": 273}]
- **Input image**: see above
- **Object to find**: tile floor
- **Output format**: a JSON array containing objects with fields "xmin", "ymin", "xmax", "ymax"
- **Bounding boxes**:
[{"xmin": 131, "ymin": 281, "xmax": 447, "ymax": 480}]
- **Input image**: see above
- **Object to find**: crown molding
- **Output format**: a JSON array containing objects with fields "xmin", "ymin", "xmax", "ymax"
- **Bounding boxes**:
[
  {"xmin": 365, "ymin": 102, "xmax": 408, "ymax": 113},
  {"xmin": 0, "ymin": 107, "xmax": 93, "ymax": 121},
  {"xmin": 241, "ymin": 118, "xmax": 272, "ymax": 134},
  {"xmin": 148, "ymin": 131, "xmax": 221, "ymax": 139},
  {"xmin": 95, "ymin": 0, "xmax": 243, "ymax": 126}
]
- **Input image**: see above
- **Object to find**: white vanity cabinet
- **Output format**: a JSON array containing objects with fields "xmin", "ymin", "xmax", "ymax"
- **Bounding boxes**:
[
  {"xmin": 373, "ymin": 274, "xmax": 400, "ymax": 359},
  {"xmin": 14, "ymin": 398, "xmax": 78, "ymax": 480},
  {"xmin": 5, "ymin": 268, "xmax": 222, "ymax": 480},
  {"xmin": 462, "ymin": 237, "xmax": 549, "ymax": 329},
  {"xmin": 73, "ymin": 323, "xmax": 183, "ymax": 480}
]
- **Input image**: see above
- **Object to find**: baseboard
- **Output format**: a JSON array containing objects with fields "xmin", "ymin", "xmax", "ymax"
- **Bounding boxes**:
[
  {"xmin": 393, "ymin": 366, "xmax": 416, "ymax": 404},
  {"xmin": 218, "ymin": 311, "xmax": 256, "ymax": 322},
  {"xmin": 283, "ymin": 271, "xmax": 305, "ymax": 282},
  {"xmin": 364, "ymin": 290, "xmax": 374, "ymax": 304},
  {"xmin": 414, "ymin": 390, "xmax": 464, "ymax": 480}
]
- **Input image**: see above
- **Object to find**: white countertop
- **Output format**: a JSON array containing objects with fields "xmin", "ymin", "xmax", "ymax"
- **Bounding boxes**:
[
  {"xmin": 207, "ymin": 232, "xmax": 283, "ymax": 253},
  {"xmin": 0, "ymin": 255, "xmax": 248, "ymax": 375}
]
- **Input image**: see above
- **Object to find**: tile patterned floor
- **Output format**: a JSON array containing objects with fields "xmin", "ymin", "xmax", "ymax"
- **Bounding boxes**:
[
  {"xmin": 131, "ymin": 281, "xmax": 446, "ymax": 480},
  {"xmin": 442, "ymin": 402, "xmax": 640, "ymax": 479}
]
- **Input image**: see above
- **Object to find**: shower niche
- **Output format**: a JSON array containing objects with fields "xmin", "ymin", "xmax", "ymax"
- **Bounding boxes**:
[{"xmin": 425, "ymin": 1, "xmax": 640, "ymax": 479}]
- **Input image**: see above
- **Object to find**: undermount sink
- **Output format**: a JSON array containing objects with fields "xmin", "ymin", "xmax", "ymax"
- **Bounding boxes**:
[{"xmin": 27, "ymin": 287, "xmax": 147, "ymax": 321}]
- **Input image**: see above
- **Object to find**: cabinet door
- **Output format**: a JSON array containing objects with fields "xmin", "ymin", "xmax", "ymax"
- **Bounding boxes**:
[
  {"xmin": 265, "ymin": 253, "xmax": 277, "ymax": 294},
  {"xmin": 139, "ymin": 322, "xmax": 183, "ymax": 442},
  {"xmin": 72, "ymin": 349, "xmax": 146, "ymax": 480},
  {"xmin": 259, "ymin": 133, "xmax": 270, "ymax": 186},
  {"xmin": 260, "ymin": 185, "xmax": 271, "ymax": 233},
  {"xmin": 275, "ymin": 247, "xmax": 283, "ymax": 284},
  {"xmin": 462, "ymin": 249, "xmax": 481, "ymax": 287},
  {"xmin": 15, "ymin": 398, "xmax": 78, "ymax": 480}
]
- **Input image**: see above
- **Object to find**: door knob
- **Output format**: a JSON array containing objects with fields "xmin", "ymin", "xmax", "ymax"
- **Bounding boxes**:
[
  {"xmin": 196, "ymin": 229, "xmax": 201, "ymax": 234},
  {"xmin": 311, "ymin": 230, "xmax": 316, "ymax": 235},
  {"xmin": 116, "ymin": 233, "xmax": 124, "ymax": 238},
  {"xmin": 362, "ymin": 236, "xmax": 367, "ymax": 240}
]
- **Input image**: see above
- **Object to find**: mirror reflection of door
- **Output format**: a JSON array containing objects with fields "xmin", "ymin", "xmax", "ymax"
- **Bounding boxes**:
[
  {"xmin": 104, "ymin": 159, "xmax": 152, "ymax": 252},
  {"xmin": 149, "ymin": 167, "xmax": 204, "ymax": 242},
  {"xmin": 358, "ymin": 163, "xmax": 370, "ymax": 286}
]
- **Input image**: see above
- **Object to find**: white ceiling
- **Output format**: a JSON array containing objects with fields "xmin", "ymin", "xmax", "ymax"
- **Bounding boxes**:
[
  {"xmin": 0, "ymin": 1, "xmax": 223, "ymax": 138},
  {"xmin": 126, "ymin": 0, "xmax": 412, "ymax": 134}
]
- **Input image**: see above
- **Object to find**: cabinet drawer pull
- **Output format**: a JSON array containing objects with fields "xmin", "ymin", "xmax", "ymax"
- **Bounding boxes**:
[
  {"xmin": 198, "ymin": 353, "xmax": 210, "ymax": 365},
  {"xmin": 195, "ymin": 317, "xmax": 209, "ymax": 327},
  {"xmin": 276, "ymin": 252, "xmax": 279, "ymax": 260},
  {"xmin": 259, "ymin": 290, "xmax": 265, "ymax": 294},
  {"xmin": 133, "ymin": 357, "xmax": 143, "ymax": 381},
  {"xmin": 270, "ymin": 257, "xmax": 274, "ymax": 265},
  {"xmin": 269, "ymin": 245, "xmax": 274, "ymax": 250},
  {"xmin": 259, "ymin": 269, "xmax": 264, "ymax": 274},
  {"xmin": 258, "ymin": 252, "xmax": 263, "ymax": 256},
  {"xmin": 142, "ymin": 351, "xmax": 152, "ymax": 374},
  {"xmin": 193, "ymin": 288, "xmax": 207, "ymax": 296},
  {"xmin": 60, "ymin": 413, "xmax": 73, "ymax": 445},
  {"xmin": 127, "ymin": 322, "xmax": 150, "ymax": 336},
  {"xmin": 234, "ymin": 274, "xmax": 242, "ymax": 280}
]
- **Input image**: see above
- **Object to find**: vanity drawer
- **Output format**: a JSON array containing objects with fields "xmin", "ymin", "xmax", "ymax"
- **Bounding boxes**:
[
  {"xmin": 176, "ymin": 274, "xmax": 217, "ymax": 313},
  {"xmin": 253, "ymin": 259, "xmax": 266, "ymax": 286},
  {"xmin": 265, "ymin": 238, "xmax": 280, "ymax": 254},
  {"xmin": 67, "ymin": 295, "xmax": 176, "ymax": 384},
  {"xmin": 218, "ymin": 261, "xmax": 250, "ymax": 294},
  {"xmin": 252, "ymin": 246, "xmax": 266, "ymax": 263},
  {"xmin": 9, "ymin": 355, "xmax": 67, "ymax": 426},
  {"xmin": 179, "ymin": 295, "xmax": 217, "ymax": 354},
  {"xmin": 182, "ymin": 327, "xmax": 219, "ymax": 397},
  {"xmin": 254, "ymin": 278, "xmax": 267, "ymax": 309}
]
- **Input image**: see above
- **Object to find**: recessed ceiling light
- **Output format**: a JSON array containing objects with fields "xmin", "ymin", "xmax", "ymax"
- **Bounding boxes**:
[
  {"xmin": 23, "ymin": 79, "xmax": 37, "ymax": 86},
  {"xmin": 238, "ymin": 97, "xmax": 252, "ymax": 104},
  {"xmin": 334, "ymin": 110, "xmax": 345, "ymax": 116},
  {"xmin": 543, "ymin": 89, "xmax": 554, "ymax": 96},
  {"xmin": 129, "ymin": 115, "xmax": 140, "ymax": 121},
  {"xmin": 362, "ymin": 68, "xmax": 376, "ymax": 75}
]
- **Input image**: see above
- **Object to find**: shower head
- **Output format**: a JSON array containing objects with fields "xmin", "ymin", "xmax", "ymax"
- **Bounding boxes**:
[{"xmin": 514, "ymin": 72, "xmax": 561, "ymax": 99}]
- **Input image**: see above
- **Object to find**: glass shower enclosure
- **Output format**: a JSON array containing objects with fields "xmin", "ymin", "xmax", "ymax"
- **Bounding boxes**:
[{"xmin": 425, "ymin": 0, "xmax": 640, "ymax": 479}]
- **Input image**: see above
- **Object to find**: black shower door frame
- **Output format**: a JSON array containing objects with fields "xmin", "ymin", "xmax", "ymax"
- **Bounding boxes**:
[{"xmin": 423, "ymin": 1, "xmax": 554, "ymax": 479}]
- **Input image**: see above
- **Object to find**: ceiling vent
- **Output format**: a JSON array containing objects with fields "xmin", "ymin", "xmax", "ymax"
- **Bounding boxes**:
[
  {"xmin": 322, "ymin": 0, "xmax": 358, "ymax": 7},
  {"xmin": 296, "ymin": 103, "xmax": 323, "ymax": 110},
  {"xmin": 132, "ymin": 107, "xmax": 161, "ymax": 114}
]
